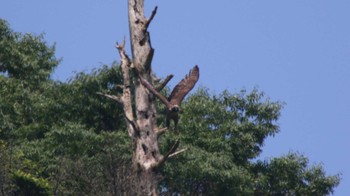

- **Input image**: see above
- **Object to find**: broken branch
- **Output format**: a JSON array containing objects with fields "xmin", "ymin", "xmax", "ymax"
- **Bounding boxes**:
[
  {"xmin": 116, "ymin": 37, "xmax": 126, "ymax": 50},
  {"xmin": 143, "ymin": 6, "xmax": 158, "ymax": 31},
  {"xmin": 156, "ymin": 74, "xmax": 174, "ymax": 91}
]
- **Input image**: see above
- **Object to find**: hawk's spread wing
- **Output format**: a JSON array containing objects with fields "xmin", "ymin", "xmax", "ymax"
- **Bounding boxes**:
[
  {"xmin": 139, "ymin": 76, "xmax": 173, "ymax": 109},
  {"xmin": 169, "ymin": 65, "xmax": 199, "ymax": 106}
]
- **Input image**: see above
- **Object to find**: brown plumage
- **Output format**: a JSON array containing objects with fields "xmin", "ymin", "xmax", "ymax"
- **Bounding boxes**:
[{"xmin": 139, "ymin": 65, "xmax": 199, "ymax": 129}]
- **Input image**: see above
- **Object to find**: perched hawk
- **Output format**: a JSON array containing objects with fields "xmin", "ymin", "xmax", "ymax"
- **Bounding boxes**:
[{"xmin": 139, "ymin": 65, "xmax": 199, "ymax": 130}]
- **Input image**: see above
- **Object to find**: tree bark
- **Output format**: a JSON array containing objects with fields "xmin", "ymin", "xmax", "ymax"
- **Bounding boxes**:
[
  {"xmin": 100, "ymin": 1, "xmax": 188, "ymax": 195},
  {"xmin": 128, "ymin": 0, "xmax": 161, "ymax": 195}
]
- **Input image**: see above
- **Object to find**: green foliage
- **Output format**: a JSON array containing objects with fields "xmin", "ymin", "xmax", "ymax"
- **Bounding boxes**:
[
  {"xmin": 0, "ymin": 19, "xmax": 341, "ymax": 195},
  {"xmin": 0, "ymin": 19, "xmax": 59, "ymax": 84},
  {"xmin": 160, "ymin": 88, "xmax": 284, "ymax": 194},
  {"xmin": 62, "ymin": 64, "xmax": 125, "ymax": 132},
  {"xmin": 40, "ymin": 125, "xmax": 132, "ymax": 195},
  {"xmin": 182, "ymin": 88, "xmax": 282, "ymax": 162},
  {"xmin": 0, "ymin": 140, "xmax": 10, "ymax": 193},
  {"xmin": 11, "ymin": 170, "xmax": 51, "ymax": 196},
  {"xmin": 0, "ymin": 18, "xmax": 60, "ymax": 140},
  {"xmin": 252, "ymin": 153, "xmax": 341, "ymax": 195}
]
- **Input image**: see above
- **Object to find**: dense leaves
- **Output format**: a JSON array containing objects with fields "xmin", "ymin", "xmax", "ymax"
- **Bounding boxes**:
[
  {"xmin": 161, "ymin": 89, "xmax": 295, "ymax": 194},
  {"xmin": 0, "ymin": 19, "xmax": 131, "ymax": 195},
  {"xmin": 11, "ymin": 170, "xmax": 51, "ymax": 196},
  {"xmin": 0, "ymin": 19, "xmax": 59, "ymax": 84},
  {"xmin": 252, "ymin": 153, "xmax": 340, "ymax": 195},
  {"xmin": 0, "ymin": 19, "xmax": 340, "ymax": 195}
]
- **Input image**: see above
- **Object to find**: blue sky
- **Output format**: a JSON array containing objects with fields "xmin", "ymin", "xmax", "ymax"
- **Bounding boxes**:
[{"xmin": 1, "ymin": 1, "xmax": 349, "ymax": 194}]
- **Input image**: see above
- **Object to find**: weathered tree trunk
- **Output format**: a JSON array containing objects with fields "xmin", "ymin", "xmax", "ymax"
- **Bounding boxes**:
[
  {"xmin": 127, "ymin": 0, "xmax": 161, "ymax": 195},
  {"xmin": 100, "ymin": 0, "xmax": 186, "ymax": 195}
]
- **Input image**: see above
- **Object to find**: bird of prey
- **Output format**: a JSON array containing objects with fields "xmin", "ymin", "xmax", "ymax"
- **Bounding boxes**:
[{"xmin": 139, "ymin": 65, "xmax": 199, "ymax": 130}]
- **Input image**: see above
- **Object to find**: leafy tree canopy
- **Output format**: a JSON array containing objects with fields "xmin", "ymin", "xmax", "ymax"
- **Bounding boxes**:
[{"xmin": 0, "ymin": 19, "xmax": 59, "ymax": 84}]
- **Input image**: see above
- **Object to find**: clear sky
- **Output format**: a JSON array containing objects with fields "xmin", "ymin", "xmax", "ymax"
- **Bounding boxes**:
[{"xmin": 1, "ymin": 1, "xmax": 349, "ymax": 195}]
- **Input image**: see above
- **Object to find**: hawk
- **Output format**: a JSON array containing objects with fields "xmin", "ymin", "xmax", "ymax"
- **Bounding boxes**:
[{"xmin": 139, "ymin": 65, "xmax": 199, "ymax": 130}]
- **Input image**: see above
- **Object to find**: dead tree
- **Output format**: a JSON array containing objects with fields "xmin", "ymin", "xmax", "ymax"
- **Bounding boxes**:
[{"xmin": 99, "ymin": 0, "xmax": 199, "ymax": 195}]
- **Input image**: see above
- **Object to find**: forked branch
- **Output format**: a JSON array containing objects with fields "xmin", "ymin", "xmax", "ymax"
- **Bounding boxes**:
[
  {"xmin": 153, "ymin": 140, "xmax": 180, "ymax": 169},
  {"xmin": 98, "ymin": 37, "xmax": 138, "ymax": 137},
  {"xmin": 116, "ymin": 37, "xmax": 131, "ymax": 65},
  {"xmin": 97, "ymin": 91, "xmax": 139, "ymax": 134},
  {"xmin": 116, "ymin": 38, "xmax": 136, "ymax": 137}
]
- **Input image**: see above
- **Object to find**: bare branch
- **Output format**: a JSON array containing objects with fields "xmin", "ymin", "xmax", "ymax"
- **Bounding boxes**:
[
  {"xmin": 115, "ymin": 37, "xmax": 137, "ymax": 137},
  {"xmin": 156, "ymin": 74, "xmax": 174, "ymax": 91},
  {"xmin": 97, "ymin": 92, "xmax": 123, "ymax": 105},
  {"xmin": 169, "ymin": 148, "xmax": 188, "ymax": 158},
  {"xmin": 151, "ymin": 74, "xmax": 161, "ymax": 83},
  {"xmin": 153, "ymin": 140, "xmax": 180, "ymax": 169},
  {"xmin": 116, "ymin": 37, "xmax": 131, "ymax": 66},
  {"xmin": 143, "ymin": 6, "xmax": 158, "ymax": 31},
  {"xmin": 144, "ymin": 47, "xmax": 154, "ymax": 70},
  {"xmin": 97, "ymin": 91, "xmax": 138, "ymax": 136},
  {"xmin": 139, "ymin": 76, "xmax": 172, "ymax": 109},
  {"xmin": 116, "ymin": 37, "xmax": 126, "ymax": 50},
  {"xmin": 166, "ymin": 140, "xmax": 180, "ymax": 157},
  {"xmin": 155, "ymin": 127, "xmax": 168, "ymax": 137},
  {"xmin": 124, "ymin": 115, "xmax": 140, "ymax": 135}
]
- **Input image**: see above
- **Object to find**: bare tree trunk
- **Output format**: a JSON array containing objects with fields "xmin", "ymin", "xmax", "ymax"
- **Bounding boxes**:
[
  {"xmin": 100, "ymin": 0, "xmax": 189, "ymax": 195},
  {"xmin": 127, "ymin": 0, "xmax": 161, "ymax": 195}
]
